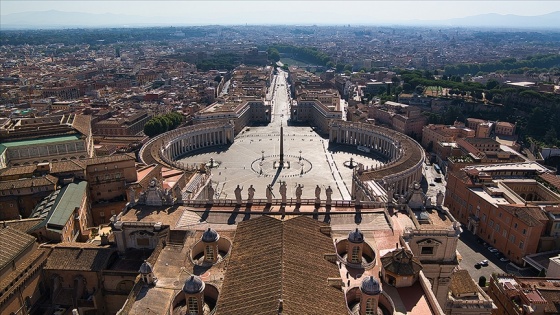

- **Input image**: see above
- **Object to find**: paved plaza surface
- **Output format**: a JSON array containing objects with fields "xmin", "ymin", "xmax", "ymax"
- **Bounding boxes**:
[{"xmin": 178, "ymin": 70, "xmax": 385, "ymax": 201}]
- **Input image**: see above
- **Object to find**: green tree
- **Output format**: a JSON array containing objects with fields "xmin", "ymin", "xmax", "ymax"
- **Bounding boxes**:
[
  {"xmin": 486, "ymin": 79, "xmax": 500, "ymax": 90},
  {"xmin": 544, "ymin": 127, "xmax": 558, "ymax": 146},
  {"xmin": 267, "ymin": 48, "xmax": 280, "ymax": 62},
  {"xmin": 143, "ymin": 119, "xmax": 163, "ymax": 137},
  {"xmin": 478, "ymin": 276, "xmax": 486, "ymax": 287}
]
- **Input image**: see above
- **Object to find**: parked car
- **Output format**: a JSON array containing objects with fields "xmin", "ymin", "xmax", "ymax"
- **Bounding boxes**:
[
  {"xmin": 53, "ymin": 307, "xmax": 66, "ymax": 315},
  {"xmin": 474, "ymin": 263, "xmax": 481, "ymax": 269},
  {"xmin": 488, "ymin": 247, "xmax": 498, "ymax": 253},
  {"xmin": 479, "ymin": 260, "xmax": 489, "ymax": 266}
]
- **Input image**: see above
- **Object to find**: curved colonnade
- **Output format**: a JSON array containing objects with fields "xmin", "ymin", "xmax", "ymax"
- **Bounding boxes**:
[
  {"xmin": 139, "ymin": 122, "xmax": 235, "ymax": 170},
  {"xmin": 329, "ymin": 121, "xmax": 424, "ymax": 200}
]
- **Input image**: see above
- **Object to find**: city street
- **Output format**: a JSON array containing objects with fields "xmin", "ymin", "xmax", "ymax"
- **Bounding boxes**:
[{"xmin": 457, "ymin": 227, "xmax": 508, "ymax": 285}]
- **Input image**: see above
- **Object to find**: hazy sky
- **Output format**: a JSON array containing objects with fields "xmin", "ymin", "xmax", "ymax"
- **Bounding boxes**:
[{"xmin": 2, "ymin": 1, "xmax": 560, "ymax": 24}]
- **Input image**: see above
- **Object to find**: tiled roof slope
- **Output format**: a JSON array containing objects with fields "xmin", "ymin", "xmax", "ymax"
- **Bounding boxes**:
[
  {"xmin": 0, "ymin": 226, "xmax": 36, "ymax": 271},
  {"xmin": 44, "ymin": 245, "xmax": 115, "ymax": 271},
  {"xmin": 215, "ymin": 216, "xmax": 346, "ymax": 315}
]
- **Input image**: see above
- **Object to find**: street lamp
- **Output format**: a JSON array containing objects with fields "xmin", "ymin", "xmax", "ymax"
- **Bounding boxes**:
[
  {"xmin": 261, "ymin": 150, "xmax": 265, "ymax": 161},
  {"xmin": 299, "ymin": 150, "xmax": 302, "ymax": 161}
]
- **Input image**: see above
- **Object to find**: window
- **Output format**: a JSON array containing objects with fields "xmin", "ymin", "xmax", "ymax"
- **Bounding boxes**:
[
  {"xmin": 187, "ymin": 297, "xmax": 198, "ymax": 314},
  {"xmin": 522, "ymin": 229, "xmax": 527, "ymax": 235},
  {"xmin": 205, "ymin": 245, "xmax": 214, "ymax": 262},
  {"xmin": 421, "ymin": 247, "xmax": 434, "ymax": 255},
  {"xmin": 519, "ymin": 241, "xmax": 524, "ymax": 249},
  {"xmin": 482, "ymin": 214, "xmax": 486, "ymax": 222},
  {"xmin": 489, "ymin": 220, "xmax": 494, "ymax": 228},
  {"xmin": 351, "ymin": 246, "xmax": 360, "ymax": 263},
  {"xmin": 499, "ymin": 212, "xmax": 502, "ymax": 218},
  {"xmin": 503, "ymin": 230, "xmax": 507, "ymax": 237},
  {"xmin": 495, "ymin": 224, "xmax": 500, "ymax": 232},
  {"xmin": 365, "ymin": 298, "xmax": 375, "ymax": 315},
  {"xmin": 514, "ymin": 223, "xmax": 518, "ymax": 229},
  {"xmin": 509, "ymin": 235, "xmax": 516, "ymax": 242}
]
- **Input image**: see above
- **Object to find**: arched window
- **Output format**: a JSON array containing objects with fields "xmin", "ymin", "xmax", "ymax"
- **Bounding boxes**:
[
  {"xmin": 351, "ymin": 246, "xmax": 360, "ymax": 263},
  {"xmin": 205, "ymin": 245, "xmax": 214, "ymax": 261},
  {"xmin": 365, "ymin": 298, "xmax": 375, "ymax": 315},
  {"xmin": 187, "ymin": 297, "xmax": 198, "ymax": 314}
]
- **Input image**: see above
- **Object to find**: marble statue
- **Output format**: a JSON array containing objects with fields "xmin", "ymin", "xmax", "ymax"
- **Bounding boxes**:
[
  {"xmin": 279, "ymin": 182, "xmax": 287, "ymax": 203},
  {"xmin": 315, "ymin": 185, "xmax": 321, "ymax": 203},
  {"xmin": 295, "ymin": 184, "xmax": 303, "ymax": 203},
  {"xmin": 248, "ymin": 185, "xmax": 256, "ymax": 202},
  {"xmin": 325, "ymin": 186, "xmax": 333, "ymax": 205},
  {"xmin": 266, "ymin": 184, "xmax": 274, "ymax": 203},
  {"xmin": 234, "ymin": 185, "xmax": 243, "ymax": 205},
  {"xmin": 387, "ymin": 185, "xmax": 394, "ymax": 202},
  {"xmin": 207, "ymin": 184, "xmax": 215, "ymax": 203},
  {"xmin": 127, "ymin": 186, "xmax": 136, "ymax": 205},
  {"xmin": 436, "ymin": 190, "xmax": 444, "ymax": 207},
  {"xmin": 355, "ymin": 188, "xmax": 363, "ymax": 205}
]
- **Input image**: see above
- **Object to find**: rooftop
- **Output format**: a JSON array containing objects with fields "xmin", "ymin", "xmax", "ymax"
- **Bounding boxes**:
[
  {"xmin": 215, "ymin": 216, "xmax": 347, "ymax": 315},
  {"xmin": 0, "ymin": 226, "xmax": 36, "ymax": 272},
  {"xmin": 46, "ymin": 181, "xmax": 87, "ymax": 230},
  {"xmin": 43, "ymin": 243, "xmax": 115, "ymax": 271},
  {"xmin": 0, "ymin": 134, "xmax": 81, "ymax": 150}
]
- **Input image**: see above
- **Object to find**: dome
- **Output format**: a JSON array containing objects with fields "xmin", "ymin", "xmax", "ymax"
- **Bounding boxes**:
[
  {"xmin": 183, "ymin": 275, "xmax": 205, "ymax": 294},
  {"xmin": 348, "ymin": 228, "xmax": 364, "ymax": 243},
  {"xmin": 360, "ymin": 276, "xmax": 381, "ymax": 295},
  {"xmin": 202, "ymin": 227, "xmax": 220, "ymax": 243},
  {"xmin": 138, "ymin": 261, "xmax": 153, "ymax": 274}
]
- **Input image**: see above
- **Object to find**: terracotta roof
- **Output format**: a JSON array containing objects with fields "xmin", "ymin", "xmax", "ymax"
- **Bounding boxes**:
[
  {"xmin": 1, "ymin": 218, "xmax": 44, "ymax": 233},
  {"xmin": 50, "ymin": 160, "xmax": 86, "ymax": 173},
  {"xmin": 44, "ymin": 245, "xmax": 116, "ymax": 271},
  {"xmin": 0, "ymin": 174, "xmax": 58, "ymax": 190},
  {"xmin": 380, "ymin": 248, "xmax": 422, "ymax": 276},
  {"xmin": 71, "ymin": 114, "xmax": 92, "ymax": 137},
  {"xmin": 539, "ymin": 289, "xmax": 560, "ymax": 313},
  {"xmin": 539, "ymin": 173, "xmax": 560, "ymax": 191},
  {"xmin": 0, "ymin": 226, "xmax": 36, "ymax": 271},
  {"xmin": 499, "ymin": 204, "xmax": 547, "ymax": 227},
  {"xmin": 86, "ymin": 152, "xmax": 135, "ymax": 166},
  {"xmin": 215, "ymin": 216, "xmax": 347, "ymax": 315},
  {"xmin": 0, "ymin": 164, "xmax": 37, "ymax": 177},
  {"xmin": 450, "ymin": 270, "xmax": 479, "ymax": 297}
]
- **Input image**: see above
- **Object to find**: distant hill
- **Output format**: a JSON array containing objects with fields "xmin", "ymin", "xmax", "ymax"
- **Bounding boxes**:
[
  {"xmin": 405, "ymin": 11, "xmax": 560, "ymax": 29},
  {"xmin": 0, "ymin": 10, "xmax": 176, "ymax": 29},
  {"xmin": 1, "ymin": 10, "xmax": 559, "ymax": 29}
]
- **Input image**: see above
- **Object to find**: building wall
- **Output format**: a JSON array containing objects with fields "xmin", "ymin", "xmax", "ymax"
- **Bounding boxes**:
[
  {"xmin": 7, "ymin": 140, "xmax": 90, "ymax": 167},
  {"xmin": 445, "ymin": 172, "xmax": 546, "ymax": 264},
  {"xmin": 86, "ymin": 158, "xmax": 137, "ymax": 203}
]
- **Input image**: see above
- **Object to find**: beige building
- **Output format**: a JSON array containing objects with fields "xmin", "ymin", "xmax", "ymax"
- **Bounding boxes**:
[
  {"xmin": 421, "ymin": 121, "xmax": 475, "ymax": 149},
  {"xmin": 85, "ymin": 153, "xmax": 137, "ymax": 207},
  {"xmin": 0, "ymin": 227, "xmax": 47, "ymax": 315},
  {"xmin": 0, "ymin": 114, "xmax": 94, "ymax": 168}
]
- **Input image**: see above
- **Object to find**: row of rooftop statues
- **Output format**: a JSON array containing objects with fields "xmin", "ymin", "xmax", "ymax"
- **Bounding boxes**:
[{"xmin": 207, "ymin": 183, "xmax": 334, "ymax": 205}]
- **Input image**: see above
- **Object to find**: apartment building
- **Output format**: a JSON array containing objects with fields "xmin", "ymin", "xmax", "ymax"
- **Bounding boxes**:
[{"xmin": 445, "ymin": 162, "xmax": 560, "ymax": 264}]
